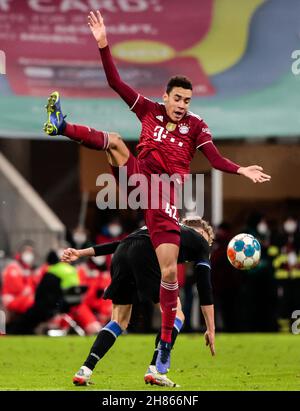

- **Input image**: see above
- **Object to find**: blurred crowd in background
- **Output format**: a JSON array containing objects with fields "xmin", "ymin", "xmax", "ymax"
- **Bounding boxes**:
[{"xmin": 0, "ymin": 211, "xmax": 300, "ymax": 336}]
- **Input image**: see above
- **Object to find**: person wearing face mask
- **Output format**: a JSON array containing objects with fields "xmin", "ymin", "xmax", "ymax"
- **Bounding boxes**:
[
  {"xmin": 6, "ymin": 247, "xmax": 88, "ymax": 335},
  {"xmin": 237, "ymin": 213, "xmax": 278, "ymax": 332},
  {"xmin": 256, "ymin": 218, "xmax": 271, "ymax": 247},
  {"xmin": 71, "ymin": 226, "xmax": 89, "ymax": 250},
  {"xmin": 107, "ymin": 223, "xmax": 123, "ymax": 238},
  {"xmin": 95, "ymin": 219, "xmax": 126, "ymax": 270},
  {"xmin": 96, "ymin": 219, "xmax": 125, "ymax": 242},
  {"xmin": 1, "ymin": 243, "xmax": 38, "ymax": 324},
  {"xmin": 210, "ymin": 222, "xmax": 243, "ymax": 333},
  {"xmin": 282, "ymin": 217, "xmax": 299, "ymax": 240}
]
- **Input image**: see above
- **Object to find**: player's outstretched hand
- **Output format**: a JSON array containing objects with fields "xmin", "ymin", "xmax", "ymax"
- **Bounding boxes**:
[
  {"xmin": 88, "ymin": 10, "xmax": 108, "ymax": 48},
  {"xmin": 61, "ymin": 248, "xmax": 80, "ymax": 263},
  {"xmin": 238, "ymin": 165, "xmax": 271, "ymax": 183},
  {"xmin": 204, "ymin": 330, "xmax": 216, "ymax": 356}
]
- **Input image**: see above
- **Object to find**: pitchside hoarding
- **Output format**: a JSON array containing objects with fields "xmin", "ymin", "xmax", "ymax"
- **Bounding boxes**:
[{"xmin": 0, "ymin": 0, "xmax": 299, "ymax": 139}]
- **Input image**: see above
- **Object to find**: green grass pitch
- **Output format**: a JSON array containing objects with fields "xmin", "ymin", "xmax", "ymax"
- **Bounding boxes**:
[{"xmin": 0, "ymin": 333, "xmax": 299, "ymax": 390}]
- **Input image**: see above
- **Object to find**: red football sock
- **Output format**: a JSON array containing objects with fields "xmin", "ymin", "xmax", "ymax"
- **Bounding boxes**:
[
  {"xmin": 63, "ymin": 123, "xmax": 109, "ymax": 150},
  {"xmin": 160, "ymin": 280, "xmax": 179, "ymax": 343}
]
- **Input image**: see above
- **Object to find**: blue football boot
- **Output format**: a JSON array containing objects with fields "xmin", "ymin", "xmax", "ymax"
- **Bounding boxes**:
[
  {"xmin": 43, "ymin": 91, "xmax": 66, "ymax": 136},
  {"xmin": 156, "ymin": 340, "xmax": 172, "ymax": 374}
]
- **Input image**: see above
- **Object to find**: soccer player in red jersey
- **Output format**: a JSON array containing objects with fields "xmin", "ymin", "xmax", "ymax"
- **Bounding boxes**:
[{"xmin": 44, "ymin": 10, "xmax": 271, "ymax": 374}]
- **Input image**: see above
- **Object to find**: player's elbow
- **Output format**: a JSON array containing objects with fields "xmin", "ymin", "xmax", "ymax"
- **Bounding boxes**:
[{"xmin": 107, "ymin": 78, "xmax": 122, "ymax": 93}]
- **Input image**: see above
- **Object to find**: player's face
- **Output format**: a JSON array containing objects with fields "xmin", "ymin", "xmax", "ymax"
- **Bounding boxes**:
[{"xmin": 163, "ymin": 87, "xmax": 192, "ymax": 122}]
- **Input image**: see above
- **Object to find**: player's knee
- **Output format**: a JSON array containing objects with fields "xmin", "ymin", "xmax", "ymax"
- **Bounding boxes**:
[
  {"xmin": 108, "ymin": 132, "xmax": 123, "ymax": 149},
  {"xmin": 161, "ymin": 264, "xmax": 177, "ymax": 283}
]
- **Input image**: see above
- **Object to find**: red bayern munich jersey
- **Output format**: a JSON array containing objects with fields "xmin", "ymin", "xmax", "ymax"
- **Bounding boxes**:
[{"xmin": 130, "ymin": 94, "xmax": 212, "ymax": 178}]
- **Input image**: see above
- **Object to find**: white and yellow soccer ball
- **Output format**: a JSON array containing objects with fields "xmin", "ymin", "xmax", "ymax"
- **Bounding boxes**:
[{"xmin": 227, "ymin": 233, "xmax": 261, "ymax": 270}]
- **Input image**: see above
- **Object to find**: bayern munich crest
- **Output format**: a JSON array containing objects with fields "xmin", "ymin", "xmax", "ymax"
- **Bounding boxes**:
[{"xmin": 179, "ymin": 124, "xmax": 189, "ymax": 134}]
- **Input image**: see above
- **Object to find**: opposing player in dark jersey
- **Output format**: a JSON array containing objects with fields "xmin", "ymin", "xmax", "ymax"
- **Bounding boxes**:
[
  {"xmin": 61, "ymin": 217, "xmax": 215, "ymax": 387},
  {"xmin": 44, "ymin": 10, "xmax": 271, "ymax": 374}
]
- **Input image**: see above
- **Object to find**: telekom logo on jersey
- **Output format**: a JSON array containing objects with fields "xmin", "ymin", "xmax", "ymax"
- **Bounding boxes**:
[
  {"xmin": 95, "ymin": 168, "xmax": 204, "ymax": 217},
  {"xmin": 153, "ymin": 126, "xmax": 168, "ymax": 142},
  {"xmin": 153, "ymin": 126, "xmax": 184, "ymax": 148}
]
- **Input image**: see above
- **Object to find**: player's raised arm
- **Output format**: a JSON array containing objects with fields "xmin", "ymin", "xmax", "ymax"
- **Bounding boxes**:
[{"xmin": 88, "ymin": 10, "xmax": 139, "ymax": 108}]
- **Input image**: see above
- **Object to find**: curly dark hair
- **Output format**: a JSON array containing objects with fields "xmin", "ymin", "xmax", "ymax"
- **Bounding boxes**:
[
  {"xmin": 166, "ymin": 76, "xmax": 193, "ymax": 94},
  {"xmin": 181, "ymin": 216, "xmax": 214, "ymax": 245}
]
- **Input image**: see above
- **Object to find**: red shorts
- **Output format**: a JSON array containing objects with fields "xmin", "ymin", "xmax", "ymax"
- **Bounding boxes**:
[{"xmin": 111, "ymin": 152, "xmax": 180, "ymax": 249}]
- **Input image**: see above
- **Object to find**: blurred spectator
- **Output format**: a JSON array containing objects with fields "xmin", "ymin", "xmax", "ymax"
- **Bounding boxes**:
[
  {"xmin": 256, "ymin": 217, "xmax": 272, "ymax": 247},
  {"xmin": 0, "ymin": 249, "xmax": 8, "ymax": 283},
  {"xmin": 281, "ymin": 216, "xmax": 300, "ymax": 250},
  {"xmin": 95, "ymin": 217, "xmax": 127, "ymax": 269},
  {"xmin": 210, "ymin": 222, "xmax": 242, "ymax": 332},
  {"xmin": 272, "ymin": 216, "xmax": 300, "ymax": 332},
  {"xmin": 237, "ymin": 214, "xmax": 278, "ymax": 332},
  {"xmin": 71, "ymin": 225, "xmax": 90, "ymax": 250},
  {"xmin": 96, "ymin": 217, "xmax": 124, "ymax": 241},
  {"xmin": 6, "ymin": 249, "xmax": 87, "ymax": 335},
  {"xmin": 1, "ymin": 241, "xmax": 39, "ymax": 324}
]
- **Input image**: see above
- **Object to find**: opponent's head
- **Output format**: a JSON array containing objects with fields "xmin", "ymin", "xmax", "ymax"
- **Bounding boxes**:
[
  {"xmin": 163, "ymin": 76, "xmax": 192, "ymax": 123},
  {"xmin": 181, "ymin": 216, "xmax": 214, "ymax": 246}
]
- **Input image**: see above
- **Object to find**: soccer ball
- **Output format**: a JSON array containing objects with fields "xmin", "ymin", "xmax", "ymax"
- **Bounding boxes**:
[{"xmin": 227, "ymin": 233, "xmax": 261, "ymax": 270}]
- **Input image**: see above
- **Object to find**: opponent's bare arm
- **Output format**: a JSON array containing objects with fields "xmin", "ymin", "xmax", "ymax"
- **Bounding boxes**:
[
  {"xmin": 61, "ymin": 247, "xmax": 95, "ymax": 263},
  {"xmin": 201, "ymin": 304, "xmax": 216, "ymax": 356},
  {"xmin": 195, "ymin": 262, "xmax": 215, "ymax": 356}
]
